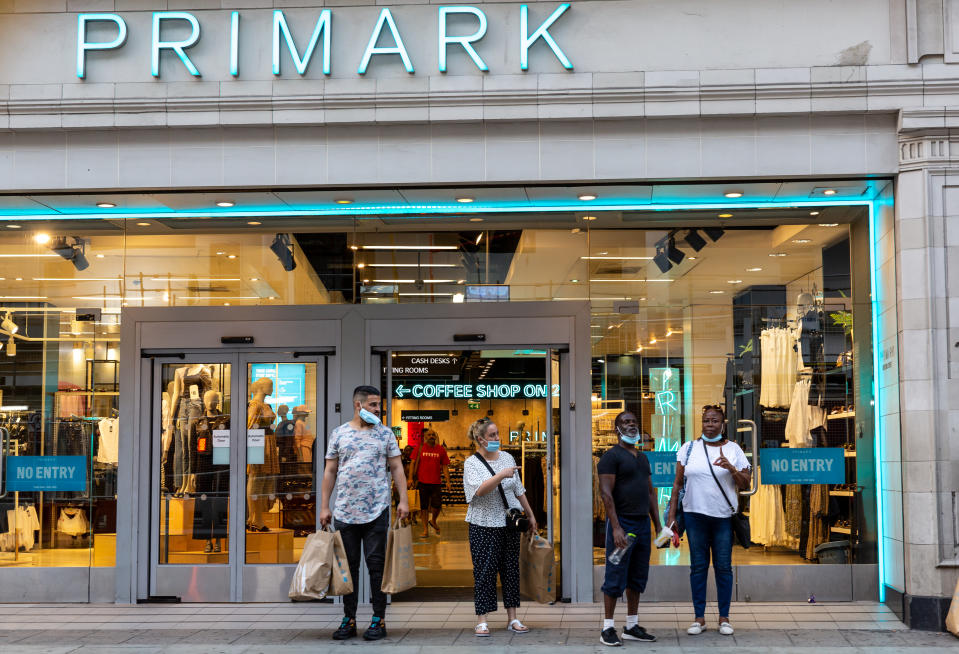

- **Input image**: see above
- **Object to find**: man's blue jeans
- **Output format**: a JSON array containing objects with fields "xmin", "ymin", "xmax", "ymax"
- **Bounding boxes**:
[{"xmin": 684, "ymin": 511, "xmax": 733, "ymax": 618}]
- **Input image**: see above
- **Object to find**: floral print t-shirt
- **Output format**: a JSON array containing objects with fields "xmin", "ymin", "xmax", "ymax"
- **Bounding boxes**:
[{"xmin": 326, "ymin": 422, "xmax": 401, "ymax": 524}]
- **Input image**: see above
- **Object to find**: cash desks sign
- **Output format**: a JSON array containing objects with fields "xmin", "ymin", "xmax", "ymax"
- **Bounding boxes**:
[{"xmin": 76, "ymin": 4, "xmax": 574, "ymax": 78}]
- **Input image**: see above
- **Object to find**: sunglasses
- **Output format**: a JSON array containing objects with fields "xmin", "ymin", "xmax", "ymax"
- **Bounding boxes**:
[{"xmin": 702, "ymin": 404, "xmax": 724, "ymax": 414}]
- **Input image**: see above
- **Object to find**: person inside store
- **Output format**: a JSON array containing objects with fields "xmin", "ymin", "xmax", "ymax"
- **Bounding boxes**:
[
  {"xmin": 463, "ymin": 417, "xmax": 538, "ymax": 637},
  {"xmin": 320, "ymin": 385, "xmax": 410, "ymax": 642},
  {"xmin": 411, "ymin": 428, "xmax": 451, "ymax": 539},
  {"xmin": 597, "ymin": 411, "xmax": 661, "ymax": 647},
  {"xmin": 666, "ymin": 405, "xmax": 751, "ymax": 636}
]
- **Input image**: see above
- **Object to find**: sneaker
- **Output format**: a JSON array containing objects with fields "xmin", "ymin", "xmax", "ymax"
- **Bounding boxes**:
[
  {"xmin": 686, "ymin": 622, "xmax": 704, "ymax": 635},
  {"xmin": 363, "ymin": 617, "xmax": 387, "ymax": 641},
  {"xmin": 600, "ymin": 627, "xmax": 622, "ymax": 647},
  {"xmin": 332, "ymin": 617, "xmax": 356, "ymax": 640},
  {"xmin": 718, "ymin": 621, "xmax": 734, "ymax": 636},
  {"xmin": 622, "ymin": 625, "xmax": 656, "ymax": 642}
]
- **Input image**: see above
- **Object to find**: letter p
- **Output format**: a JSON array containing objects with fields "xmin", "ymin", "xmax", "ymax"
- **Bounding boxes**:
[{"xmin": 77, "ymin": 14, "xmax": 128, "ymax": 79}]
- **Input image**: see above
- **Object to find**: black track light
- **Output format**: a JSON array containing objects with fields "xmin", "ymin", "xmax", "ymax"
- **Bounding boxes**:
[
  {"xmin": 270, "ymin": 233, "xmax": 297, "ymax": 271},
  {"xmin": 703, "ymin": 227, "xmax": 725, "ymax": 242},
  {"xmin": 51, "ymin": 237, "xmax": 89, "ymax": 271},
  {"xmin": 666, "ymin": 238, "xmax": 685, "ymax": 265},
  {"xmin": 653, "ymin": 245, "xmax": 672, "ymax": 274},
  {"xmin": 684, "ymin": 229, "xmax": 707, "ymax": 252}
]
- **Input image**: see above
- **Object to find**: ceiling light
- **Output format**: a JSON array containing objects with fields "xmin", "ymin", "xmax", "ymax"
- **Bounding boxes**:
[
  {"xmin": 746, "ymin": 267, "xmax": 763, "ymax": 272},
  {"xmin": 372, "ymin": 279, "xmax": 456, "ymax": 284},
  {"xmin": 703, "ymin": 227, "xmax": 725, "ymax": 242},
  {"xmin": 398, "ymin": 292, "xmax": 455, "ymax": 297},
  {"xmin": 792, "ymin": 239, "xmax": 811, "ymax": 244},
  {"xmin": 718, "ymin": 213, "xmax": 733, "ymax": 218},
  {"xmin": 810, "ymin": 211, "xmax": 821, "ymax": 216},
  {"xmin": 457, "ymin": 279, "xmax": 465, "ymax": 284},
  {"xmin": 2, "ymin": 312, "xmax": 19, "ymax": 334},
  {"xmin": 227, "ymin": 254, "xmax": 238, "ymax": 259},
  {"xmin": 6, "ymin": 224, "xmax": 20, "ymax": 229},
  {"xmin": 96, "ymin": 202, "xmax": 116, "ymax": 208},
  {"xmin": 149, "ymin": 277, "xmax": 241, "ymax": 282},
  {"xmin": 684, "ymin": 229, "xmax": 707, "ymax": 252},
  {"xmin": 582, "ymin": 215, "xmax": 597, "ymax": 221},
  {"xmin": 34, "ymin": 233, "xmax": 51, "ymax": 245},
  {"xmin": 819, "ymin": 223, "xmax": 839, "ymax": 227},
  {"xmin": 649, "ymin": 337, "xmax": 657, "ymax": 344},
  {"xmin": 452, "ymin": 292, "xmax": 465, "ymax": 303},
  {"xmin": 0, "ymin": 296, "xmax": 46, "ymax": 300},
  {"xmin": 823, "ymin": 189, "xmax": 837, "ymax": 195},
  {"xmin": 268, "ymin": 296, "xmax": 276, "ymax": 300},
  {"xmin": 136, "ymin": 222, "xmax": 150, "ymax": 226},
  {"xmin": 578, "ymin": 193, "xmax": 597, "ymax": 201},
  {"xmin": 50, "ymin": 237, "xmax": 90, "ymax": 271},
  {"xmin": 653, "ymin": 246, "xmax": 672, "ymax": 274},
  {"xmin": 96, "ymin": 254, "xmax": 105, "ymax": 259},
  {"xmin": 456, "ymin": 196, "xmax": 475, "ymax": 203},
  {"xmin": 223, "ymin": 302, "xmax": 230, "ymax": 306},
  {"xmin": 334, "ymin": 198, "xmax": 353, "ymax": 204},
  {"xmin": 769, "ymin": 252, "xmax": 788, "ymax": 257},
  {"xmin": 687, "ymin": 257, "xmax": 697, "ymax": 260},
  {"xmin": 724, "ymin": 191, "xmax": 743, "ymax": 198},
  {"xmin": 570, "ymin": 279, "xmax": 579, "ymax": 283},
  {"xmin": 6, "ymin": 340, "xmax": 15, "ymax": 356},
  {"xmin": 357, "ymin": 263, "xmax": 365, "ymax": 269},
  {"xmin": 727, "ymin": 279, "xmax": 742, "ymax": 284},
  {"xmin": 580, "ymin": 256, "xmax": 653, "ymax": 261},
  {"xmin": 216, "ymin": 201, "xmax": 235, "ymax": 207},
  {"xmin": 475, "ymin": 232, "xmax": 484, "ymax": 245},
  {"xmin": 270, "ymin": 234, "xmax": 296, "ymax": 271},
  {"xmin": 366, "ymin": 263, "xmax": 457, "ymax": 268},
  {"xmin": 249, "ymin": 277, "xmax": 259, "ymax": 281},
  {"xmin": 665, "ymin": 237, "xmax": 685, "ymax": 265},
  {"xmin": 362, "ymin": 245, "xmax": 458, "ymax": 250},
  {"xmin": 248, "ymin": 221, "xmax": 261, "ymax": 225},
  {"xmin": 350, "ymin": 245, "xmax": 359, "ymax": 251},
  {"xmin": 709, "ymin": 290, "xmax": 725, "ymax": 294},
  {"xmin": 588, "ymin": 279, "xmax": 673, "ymax": 283},
  {"xmin": 469, "ymin": 217, "xmax": 484, "ymax": 222},
  {"xmin": 216, "ymin": 251, "xmax": 225, "ymax": 256}
]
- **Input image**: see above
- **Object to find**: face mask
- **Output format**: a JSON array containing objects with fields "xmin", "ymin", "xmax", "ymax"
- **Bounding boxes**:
[
  {"xmin": 359, "ymin": 408, "xmax": 381, "ymax": 425},
  {"xmin": 484, "ymin": 440, "xmax": 500, "ymax": 452},
  {"xmin": 617, "ymin": 426, "xmax": 640, "ymax": 445},
  {"xmin": 701, "ymin": 432, "xmax": 723, "ymax": 443}
]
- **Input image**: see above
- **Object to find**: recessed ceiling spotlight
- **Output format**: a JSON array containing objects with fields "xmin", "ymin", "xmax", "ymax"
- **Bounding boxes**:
[
  {"xmin": 688, "ymin": 256, "xmax": 697, "ymax": 260},
  {"xmin": 727, "ymin": 279, "xmax": 742, "ymax": 284},
  {"xmin": 227, "ymin": 254, "xmax": 237, "ymax": 259},
  {"xmin": 809, "ymin": 211, "xmax": 821, "ymax": 216},
  {"xmin": 96, "ymin": 202, "xmax": 116, "ymax": 208},
  {"xmin": 6, "ymin": 224, "xmax": 20, "ymax": 229},
  {"xmin": 247, "ymin": 221, "xmax": 261, "ymax": 225},
  {"xmin": 819, "ymin": 223, "xmax": 839, "ymax": 227},
  {"xmin": 334, "ymin": 198, "xmax": 353, "ymax": 205},
  {"xmin": 249, "ymin": 277, "xmax": 259, "ymax": 281},
  {"xmin": 769, "ymin": 252, "xmax": 787, "ymax": 257},
  {"xmin": 718, "ymin": 213, "xmax": 733, "ymax": 218},
  {"xmin": 746, "ymin": 267, "xmax": 763, "ymax": 272},
  {"xmin": 223, "ymin": 302, "xmax": 230, "ymax": 306},
  {"xmin": 96, "ymin": 254, "xmax": 105, "ymax": 259},
  {"xmin": 792, "ymin": 239, "xmax": 811, "ymax": 244},
  {"xmin": 456, "ymin": 196, "xmax": 475, "ymax": 203},
  {"xmin": 578, "ymin": 193, "xmax": 597, "ymax": 201},
  {"xmin": 570, "ymin": 279, "xmax": 579, "ymax": 283},
  {"xmin": 582, "ymin": 215, "xmax": 597, "ymax": 221},
  {"xmin": 724, "ymin": 191, "xmax": 743, "ymax": 198},
  {"xmin": 136, "ymin": 222, "xmax": 150, "ymax": 226},
  {"xmin": 823, "ymin": 189, "xmax": 837, "ymax": 195},
  {"xmin": 469, "ymin": 217, "xmax": 484, "ymax": 222},
  {"xmin": 268, "ymin": 296, "xmax": 276, "ymax": 300},
  {"xmin": 709, "ymin": 290, "xmax": 725, "ymax": 294},
  {"xmin": 357, "ymin": 262, "xmax": 366, "ymax": 269},
  {"xmin": 350, "ymin": 245, "xmax": 359, "ymax": 251},
  {"xmin": 216, "ymin": 201, "xmax": 235, "ymax": 208},
  {"xmin": 34, "ymin": 233, "xmax": 50, "ymax": 245}
]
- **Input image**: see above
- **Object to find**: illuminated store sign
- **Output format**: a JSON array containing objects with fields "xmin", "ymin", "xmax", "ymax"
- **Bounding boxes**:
[
  {"xmin": 76, "ymin": 4, "xmax": 573, "ymax": 79},
  {"xmin": 394, "ymin": 382, "xmax": 556, "ymax": 399},
  {"xmin": 6, "ymin": 456, "xmax": 87, "ymax": 492},
  {"xmin": 760, "ymin": 448, "xmax": 845, "ymax": 485}
]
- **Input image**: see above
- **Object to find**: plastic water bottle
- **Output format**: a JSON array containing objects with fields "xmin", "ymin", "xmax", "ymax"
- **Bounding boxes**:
[{"xmin": 608, "ymin": 532, "xmax": 636, "ymax": 565}]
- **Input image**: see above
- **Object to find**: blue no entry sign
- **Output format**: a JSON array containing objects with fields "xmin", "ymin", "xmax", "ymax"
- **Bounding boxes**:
[
  {"xmin": 759, "ymin": 448, "xmax": 845, "ymax": 485},
  {"xmin": 5, "ymin": 456, "xmax": 87, "ymax": 492}
]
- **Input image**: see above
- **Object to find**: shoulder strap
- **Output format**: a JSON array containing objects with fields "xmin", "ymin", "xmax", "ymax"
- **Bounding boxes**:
[
  {"xmin": 703, "ymin": 440, "xmax": 736, "ymax": 512},
  {"xmin": 472, "ymin": 452, "xmax": 511, "ymax": 511}
]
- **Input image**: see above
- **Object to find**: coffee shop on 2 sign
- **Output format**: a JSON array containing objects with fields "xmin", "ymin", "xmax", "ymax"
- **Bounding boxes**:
[{"xmin": 0, "ymin": 0, "xmax": 952, "ymax": 630}]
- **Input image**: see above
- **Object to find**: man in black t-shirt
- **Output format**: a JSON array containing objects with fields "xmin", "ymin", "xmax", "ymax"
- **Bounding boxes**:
[{"xmin": 597, "ymin": 411, "xmax": 662, "ymax": 647}]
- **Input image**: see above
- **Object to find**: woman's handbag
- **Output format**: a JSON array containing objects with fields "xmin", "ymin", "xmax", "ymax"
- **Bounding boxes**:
[
  {"xmin": 704, "ymin": 440, "xmax": 751, "ymax": 549},
  {"xmin": 472, "ymin": 452, "xmax": 530, "ymax": 533},
  {"xmin": 673, "ymin": 443, "xmax": 694, "ymax": 537}
]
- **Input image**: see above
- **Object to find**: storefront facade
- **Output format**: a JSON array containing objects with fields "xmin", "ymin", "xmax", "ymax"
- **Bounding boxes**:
[{"xmin": 0, "ymin": 0, "xmax": 954, "ymax": 630}]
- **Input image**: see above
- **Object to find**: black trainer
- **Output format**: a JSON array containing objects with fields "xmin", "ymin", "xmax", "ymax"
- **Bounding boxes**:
[
  {"xmin": 332, "ymin": 617, "xmax": 356, "ymax": 640},
  {"xmin": 622, "ymin": 625, "xmax": 657, "ymax": 642},
  {"xmin": 600, "ymin": 627, "xmax": 622, "ymax": 647},
  {"xmin": 363, "ymin": 617, "xmax": 387, "ymax": 641}
]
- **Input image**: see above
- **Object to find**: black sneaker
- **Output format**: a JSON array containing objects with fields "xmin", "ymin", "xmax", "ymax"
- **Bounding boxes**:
[
  {"xmin": 600, "ymin": 627, "xmax": 622, "ymax": 647},
  {"xmin": 332, "ymin": 617, "xmax": 356, "ymax": 640},
  {"xmin": 363, "ymin": 617, "xmax": 387, "ymax": 641},
  {"xmin": 623, "ymin": 625, "xmax": 657, "ymax": 642}
]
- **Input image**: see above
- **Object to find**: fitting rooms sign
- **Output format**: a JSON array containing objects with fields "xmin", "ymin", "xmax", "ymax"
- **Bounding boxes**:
[{"xmin": 76, "ymin": 4, "xmax": 573, "ymax": 79}]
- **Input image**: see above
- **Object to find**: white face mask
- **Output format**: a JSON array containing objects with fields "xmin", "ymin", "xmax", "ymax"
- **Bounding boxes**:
[{"xmin": 617, "ymin": 426, "xmax": 640, "ymax": 445}]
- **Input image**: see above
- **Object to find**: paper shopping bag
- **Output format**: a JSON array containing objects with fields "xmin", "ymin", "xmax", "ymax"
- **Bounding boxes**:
[
  {"xmin": 288, "ymin": 530, "xmax": 334, "ymax": 601},
  {"xmin": 381, "ymin": 517, "xmax": 417, "ymax": 594},
  {"xmin": 946, "ymin": 576, "xmax": 959, "ymax": 636},
  {"xmin": 328, "ymin": 529, "xmax": 354, "ymax": 596},
  {"xmin": 520, "ymin": 533, "xmax": 556, "ymax": 604}
]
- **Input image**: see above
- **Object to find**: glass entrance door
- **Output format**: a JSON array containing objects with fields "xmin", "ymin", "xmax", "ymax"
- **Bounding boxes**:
[{"xmin": 149, "ymin": 353, "xmax": 324, "ymax": 602}]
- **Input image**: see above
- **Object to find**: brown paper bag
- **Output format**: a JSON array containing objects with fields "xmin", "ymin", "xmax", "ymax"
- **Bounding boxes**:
[
  {"xmin": 328, "ymin": 529, "xmax": 354, "ymax": 596},
  {"xmin": 288, "ymin": 530, "xmax": 334, "ymax": 600},
  {"xmin": 946, "ymin": 576, "xmax": 959, "ymax": 636},
  {"xmin": 520, "ymin": 533, "xmax": 556, "ymax": 604},
  {"xmin": 381, "ymin": 517, "xmax": 417, "ymax": 594}
]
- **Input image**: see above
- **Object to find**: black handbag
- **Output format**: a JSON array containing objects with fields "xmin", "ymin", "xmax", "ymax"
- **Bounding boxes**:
[
  {"xmin": 472, "ymin": 452, "xmax": 530, "ymax": 533},
  {"xmin": 704, "ymin": 440, "xmax": 751, "ymax": 549},
  {"xmin": 673, "ymin": 443, "xmax": 693, "ymax": 537}
]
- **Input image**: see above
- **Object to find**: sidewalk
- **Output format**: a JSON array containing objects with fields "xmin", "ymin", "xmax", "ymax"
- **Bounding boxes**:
[{"xmin": 0, "ymin": 601, "xmax": 955, "ymax": 653}]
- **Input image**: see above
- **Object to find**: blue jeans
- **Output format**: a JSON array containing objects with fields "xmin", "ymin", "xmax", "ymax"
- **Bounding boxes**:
[{"xmin": 685, "ymin": 512, "xmax": 733, "ymax": 619}]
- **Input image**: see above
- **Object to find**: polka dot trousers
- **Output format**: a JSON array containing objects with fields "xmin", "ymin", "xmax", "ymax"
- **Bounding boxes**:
[{"xmin": 468, "ymin": 523, "xmax": 521, "ymax": 616}]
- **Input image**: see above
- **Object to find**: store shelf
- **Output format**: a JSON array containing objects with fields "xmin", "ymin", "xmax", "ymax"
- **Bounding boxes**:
[
  {"xmin": 830, "ymin": 526, "xmax": 852, "ymax": 535},
  {"xmin": 828, "ymin": 411, "xmax": 855, "ymax": 420},
  {"xmin": 830, "ymin": 490, "xmax": 857, "ymax": 497}
]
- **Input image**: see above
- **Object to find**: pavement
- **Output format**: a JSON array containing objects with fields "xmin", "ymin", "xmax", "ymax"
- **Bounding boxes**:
[{"xmin": 0, "ymin": 601, "xmax": 955, "ymax": 653}]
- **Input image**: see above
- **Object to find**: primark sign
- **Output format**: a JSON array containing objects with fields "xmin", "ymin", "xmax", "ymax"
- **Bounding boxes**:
[{"xmin": 76, "ymin": 4, "xmax": 573, "ymax": 79}]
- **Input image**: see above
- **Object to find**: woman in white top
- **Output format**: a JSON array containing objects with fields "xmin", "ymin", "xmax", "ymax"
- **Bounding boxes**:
[
  {"xmin": 666, "ymin": 405, "xmax": 751, "ymax": 637},
  {"xmin": 463, "ymin": 417, "xmax": 538, "ymax": 637}
]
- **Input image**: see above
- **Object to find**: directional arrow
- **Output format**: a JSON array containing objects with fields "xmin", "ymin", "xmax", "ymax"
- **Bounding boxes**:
[{"xmin": 395, "ymin": 384, "xmax": 409, "ymax": 398}]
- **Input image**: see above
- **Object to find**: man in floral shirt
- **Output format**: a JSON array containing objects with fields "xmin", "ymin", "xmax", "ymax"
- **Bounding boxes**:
[{"xmin": 320, "ymin": 385, "xmax": 410, "ymax": 641}]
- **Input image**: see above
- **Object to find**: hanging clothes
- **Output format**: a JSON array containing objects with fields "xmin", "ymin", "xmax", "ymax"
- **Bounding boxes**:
[
  {"xmin": 97, "ymin": 417, "xmax": 119, "ymax": 464},
  {"xmin": 58, "ymin": 508, "xmax": 89, "ymax": 537},
  {"xmin": 2, "ymin": 504, "xmax": 40, "ymax": 551},
  {"xmin": 806, "ymin": 484, "xmax": 830, "ymax": 560},
  {"xmin": 785, "ymin": 378, "xmax": 815, "ymax": 447},
  {"xmin": 748, "ymin": 478, "xmax": 796, "ymax": 548},
  {"xmin": 784, "ymin": 484, "xmax": 803, "ymax": 541},
  {"xmin": 759, "ymin": 327, "xmax": 801, "ymax": 408}
]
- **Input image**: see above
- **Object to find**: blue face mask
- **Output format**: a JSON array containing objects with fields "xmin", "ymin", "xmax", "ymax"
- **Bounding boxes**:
[
  {"xmin": 359, "ymin": 408, "xmax": 381, "ymax": 425},
  {"xmin": 701, "ymin": 432, "xmax": 723, "ymax": 443},
  {"xmin": 618, "ymin": 427, "xmax": 640, "ymax": 445},
  {"xmin": 484, "ymin": 440, "xmax": 500, "ymax": 452}
]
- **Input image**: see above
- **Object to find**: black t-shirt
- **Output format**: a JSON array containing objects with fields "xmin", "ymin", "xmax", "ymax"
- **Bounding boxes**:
[{"xmin": 597, "ymin": 445, "xmax": 651, "ymax": 517}]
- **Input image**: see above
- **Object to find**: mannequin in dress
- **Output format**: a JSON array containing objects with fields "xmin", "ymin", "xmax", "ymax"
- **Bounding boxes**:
[
  {"xmin": 160, "ymin": 382, "xmax": 174, "ymax": 492},
  {"xmin": 292, "ymin": 405, "xmax": 314, "ymax": 474},
  {"xmin": 169, "ymin": 364, "xmax": 214, "ymax": 496},
  {"xmin": 246, "ymin": 378, "xmax": 278, "ymax": 531}
]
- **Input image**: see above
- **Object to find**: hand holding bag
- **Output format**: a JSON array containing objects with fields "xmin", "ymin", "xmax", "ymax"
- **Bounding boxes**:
[
  {"xmin": 288, "ymin": 529, "xmax": 335, "ymax": 601},
  {"xmin": 381, "ymin": 517, "xmax": 417, "ymax": 594},
  {"xmin": 471, "ymin": 452, "xmax": 530, "ymax": 533},
  {"xmin": 328, "ymin": 528, "xmax": 354, "ymax": 596},
  {"xmin": 520, "ymin": 533, "xmax": 556, "ymax": 604},
  {"xmin": 704, "ymin": 440, "xmax": 751, "ymax": 549}
]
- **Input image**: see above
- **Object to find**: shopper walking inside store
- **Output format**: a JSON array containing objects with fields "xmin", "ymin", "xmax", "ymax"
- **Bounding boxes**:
[
  {"xmin": 319, "ymin": 385, "xmax": 410, "ymax": 642},
  {"xmin": 666, "ymin": 405, "xmax": 751, "ymax": 636},
  {"xmin": 463, "ymin": 417, "xmax": 538, "ymax": 637},
  {"xmin": 597, "ymin": 411, "xmax": 661, "ymax": 647},
  {"xmin": 411, "ymin": 428, "xmax": 451, "ymax": 538}
]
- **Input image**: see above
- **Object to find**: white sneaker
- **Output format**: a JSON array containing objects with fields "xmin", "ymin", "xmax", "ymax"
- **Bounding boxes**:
[
  {"xmin": 718, "ymin": 622, "xmax": 734, "ymax": 635},
  {"xmin": 686, "ymin": 622, "xmax": 704, "ymax": 635}
]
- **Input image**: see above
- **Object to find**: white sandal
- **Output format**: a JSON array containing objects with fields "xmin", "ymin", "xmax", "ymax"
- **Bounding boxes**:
[
  {"xmin": 474, "ymin": 622, "xmax": 490, "ymax": 637},
  {"xmin": 686, "ymin": 622, "xmax": 704, "ymax": 635},
  {"xmin": 718, "ymin": 621, "xmax": 734, "ymax": 635},
  {"xmin": 507, "ymin": 619, "xmax": 529, "ymax": 633}
]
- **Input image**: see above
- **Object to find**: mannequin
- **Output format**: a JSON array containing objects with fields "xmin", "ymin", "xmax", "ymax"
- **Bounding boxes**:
[
  {"xmin": 193, "ymin": 390, "xmax": 229, "ymax": 553},
  {"xmin": 169, "ymin": 364, "xmax": 214, "ymax": 496},
  {"xmin": 246, "ymin": 378, "xmax": 279, "ymax": 531},
  {"xmin": 293, "ymin": 405, "xmax": 314, "ymax": 474},
  {"xmin": 275, "ymin": 404, "xmax": 297, "ymax": 464},
  {"xmin": 160, "ymin": 382, "xmax": 174, "ymax": 493}
]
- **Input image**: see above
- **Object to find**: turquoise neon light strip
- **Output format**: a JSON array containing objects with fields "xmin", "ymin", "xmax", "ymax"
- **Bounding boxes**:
[
  {"xmin": 0, "ymin": 198, "xmax": 875, "ymax": 222},
  {"xmin": 867, "ymin": 199, "xmax": 886, "ymax": 602}
]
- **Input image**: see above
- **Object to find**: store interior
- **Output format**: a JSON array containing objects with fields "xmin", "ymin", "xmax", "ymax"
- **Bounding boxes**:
[{"xmin": 0, "ymin": 183, "xmax": 877, "ymax": 574}]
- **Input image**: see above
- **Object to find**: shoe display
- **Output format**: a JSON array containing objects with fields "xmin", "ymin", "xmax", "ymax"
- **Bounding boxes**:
[
  {"xmin": 600, "ymin": 627, "xmax": 622, "ymax": 647},
  {"xmin": 622, "ymin": 625, "xmax": 656, "ymax": 641},
  {"xmin": 332, "ymin": 617, "xmax": 356, "ymax": 641},
  {"xmin": 363, "ymin": 617, "xmax": 387, "ymax": 641}
]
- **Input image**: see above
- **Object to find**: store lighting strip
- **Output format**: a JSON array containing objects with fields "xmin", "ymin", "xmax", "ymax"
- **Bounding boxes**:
[{"xmin": 868, "ymin": 197, "xmax": 887, "ymax": 602}]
